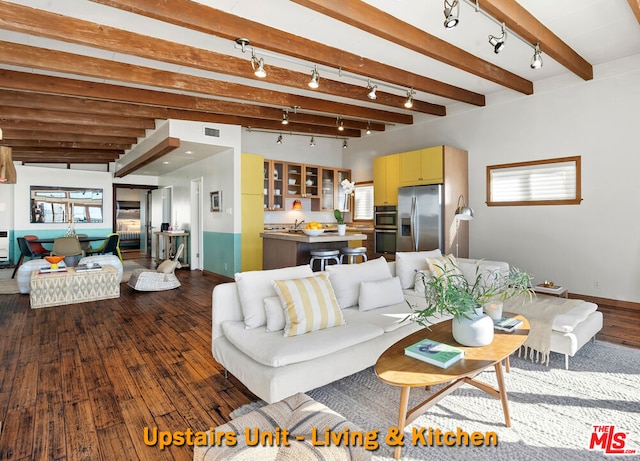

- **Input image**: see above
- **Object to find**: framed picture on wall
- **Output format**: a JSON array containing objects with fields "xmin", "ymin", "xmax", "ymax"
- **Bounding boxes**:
[{"xmin": 210, "ymin": 191, "xmax": 222, "ymax": 212}]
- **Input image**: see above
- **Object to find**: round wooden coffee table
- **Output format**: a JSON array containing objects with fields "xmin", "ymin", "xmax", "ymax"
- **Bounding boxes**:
[{"xmin": 375, "ymin": 316, "xmax": 529, "ymax": 459}]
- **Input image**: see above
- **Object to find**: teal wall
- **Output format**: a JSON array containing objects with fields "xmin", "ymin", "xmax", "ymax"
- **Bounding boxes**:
[
  {"xmin": 203, "ymin": 231, "xmax": 241, "ymax": 278},
  {"xmin": 9, "ymin": 228, "xmax": 113, "ymax": 264}
]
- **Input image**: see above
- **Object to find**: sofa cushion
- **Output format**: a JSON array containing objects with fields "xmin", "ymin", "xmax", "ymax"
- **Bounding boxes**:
[
  {"xmin": 326, "ymin": 256, "xmax": 392, "ymax": 308},
  {"xmin": 413, "ymin": 270, "xmax": 431, "ymax": 295},
  {"xmin": 235, "ymin": 265, "xmax": 313, "ymax": 329},
  {"xmin": 395, "ymin": 250, "xmax": 442, "ymax": 289},
  {"xmin": 457, "ymin": 259, "xmax": 510, "ymax": 287},
  {"xmin": 273, "ymin": 273, "xmax": 344, "ymax": 337},
  {"xmin": 426, "ymin": 254, "xmax": 461, "ymax": 277},
  {"xmin": 359, "ymin": 276, "xmax": 405, "ymax": 312},
  {"xmin": 264, "ymin": 296, "xmax": 285, "ymax": 332},
  {"xmin": 552, "ymin": 302, "xmax": 598, "ymax": 333},
  {"xmin": 221, "ymin": 320, "xmax": 383, "ymax": 367}
]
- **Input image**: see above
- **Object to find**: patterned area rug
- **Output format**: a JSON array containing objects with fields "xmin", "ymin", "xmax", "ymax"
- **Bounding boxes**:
[
  {"xmin": 230, "ymin": 340, "xmax": 640, "ymax": 460},
  {"xmin": 0, "ymin": 269, "xmax": 19, "ymax": 294}
]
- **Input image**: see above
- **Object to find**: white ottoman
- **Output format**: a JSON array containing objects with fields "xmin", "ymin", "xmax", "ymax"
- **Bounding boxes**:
[
  {"xmin": 194, "ymin": 393, "xmax": 371, "ymax": 461},
  {"xmin": 16, "ymin": 259, "xmax": 47, "ymax": 294}
]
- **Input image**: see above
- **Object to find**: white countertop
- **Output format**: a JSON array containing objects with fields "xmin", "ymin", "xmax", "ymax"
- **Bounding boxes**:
[{"xmin": 260, "ymin": 231, "xmax": 367, "ymax": 243}]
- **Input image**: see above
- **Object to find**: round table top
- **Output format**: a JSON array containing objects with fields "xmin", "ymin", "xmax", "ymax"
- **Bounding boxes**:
[{"xmin": 375, "ymin": 315, "xmax": 529, "ymax": 388}]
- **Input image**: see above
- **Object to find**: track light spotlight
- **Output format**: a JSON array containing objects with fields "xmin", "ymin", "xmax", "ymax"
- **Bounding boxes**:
[
  {"xmin": 488, "ymin": 24, "xmax": 507, "ymax": 54},
  {"xmin": 343, "ymin": 140, "xmax": 348, "ymax": 149},
  {"xmin": 250, "ymin": 51, "xmax": 266, "ymax": 78},
  {"xmin": 366, "ymin": 80, "xmax": 377, "ymax": 100},
  {"xmin": 281, "ymin": 111, "xmax": 289, "ymax": 125},
  {"xmin": 531, "ymin": 43, "xmax": 543, "ymax": 69},
  {"xmin": 276, "ymin": 134, "xmax": 283, "ymax": 144},
  {"xmin": 366, "ymin": 122, "xmax": 371, "ymax": 135},
  {"xmin": 235, "ymin": 37, "xmax": 250, "ymax": 53},
  {"xmin": 308, "ymin": 66, "xmax": 320, "ymax": 89},
  {"xmin": 337, "ymin": 117, "xmax": 344, "ymax": 131},
  {"xmin": 310, "ymin": 136, "xmax": 316, "ymax": 147},
  {"xmin": 443, "ymin": 0, "xmax": 459, "ymax": 28},
  {"xmin": 404, "ymin": 89, "xmax": 414, "ymax": 109}
]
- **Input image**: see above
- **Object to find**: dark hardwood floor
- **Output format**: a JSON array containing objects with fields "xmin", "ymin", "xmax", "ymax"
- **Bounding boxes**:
[{"xmin": 0, "ymin": 253, "xmax": 637, "ymax": 460}]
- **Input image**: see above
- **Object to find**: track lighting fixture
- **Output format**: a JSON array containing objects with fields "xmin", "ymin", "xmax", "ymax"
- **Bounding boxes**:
[
  {"xmin": 343, "ymin": 140, "xmax": 348, "ymax": 149},
  {"xmin": 310, "ymin": 136, "xmax": 316, "ymax": 147},
  {"xmin": 404, "ymin": 89, "xmax": 414, "ymax": 109},
  {"xmin": 337, "ymin": 117, "xmax": 344, "ymax": 131},
  {"xmin": 235, "ymin": 37, "xmax": 250, "ymax": 53},
  {"xmin": 443, "ymin": 0, "xmax": 460, "ymax": 28},
  {"xmin": 251, "ymin": 51, "xmax": 266, "ymax": 78},
  {"xmin": 276, "ymin": 134, "xmax": 283, "ymax": 144},
  {"xmin": 366, "ymin": 122, "xmax": 371, "ymax": 135},
  {"xmin": 488, "ymin": 23, "xmax": 507, "ymax": 54},
  {"xmin": 308, "ymin": 66, "xmax": 320, "ymax": 89},
  {"xmin": 530, "ymin": 43, "xmax": 543, "ymax": 69},
  {"xmin": 366, "ymin": 80, "xmax": 377, "ymax": 100},
  {"xmin": 281, "ymin": 110, "xmax": 289, "ymax": 125}
]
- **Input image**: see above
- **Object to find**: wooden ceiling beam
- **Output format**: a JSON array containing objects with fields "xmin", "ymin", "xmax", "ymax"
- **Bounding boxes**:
[
  {"xmin": 90, "ymin": 0, "xmax": 485, "ymax": 106},
  {"xmin": 0, "ymin": 105, "xmax": 155, "ymax": 129},
  {"xmin": 478, "ymin": 0, "xmax": 592, "ymax": 80},
  {"xmin": 629, "ymin": 0, "xmax": 640, "ymax": 24},
  {"xmin": 11, "ymin": 148, "xmax": 122, "ymax": 158},
  {"xmin": 0, "ymin": 89, "xmax": 168, "ymax": 119},
  {"xmin": 2, "ymin": 130, "xmax": 137, "ymax": 145},
  {"xmin": 0, "ymin": 122, "xmax": 145, "ymax": 138},
  {"xmin": 0, "ymin": 1, "xmax": 444, "ymax": 116},
  {"xmin": 291, "ymin": 0, "xmax": 532, "ymax": 94},
  {"xmin": 14, "ymin": 155, "xmax": 119, "ymax": 164},
  {"xmin": 0, "ymin": 41, "xmax": 412, "ymax": 125},
  {"xmin": 115, "ymin": 137, "xmax": 180, "ymax": 178},
  {"xmin": 1, "ymin": 140, "xmax": 131, "ymax": 150}
]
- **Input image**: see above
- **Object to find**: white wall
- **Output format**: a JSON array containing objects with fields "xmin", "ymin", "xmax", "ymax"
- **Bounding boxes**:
[{"xmin": 345, "ymin": 54, "xmax": 640, "ymax": 303}]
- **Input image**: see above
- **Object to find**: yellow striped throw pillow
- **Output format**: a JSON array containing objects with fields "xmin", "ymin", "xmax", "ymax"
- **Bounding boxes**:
[{"xmin": 273, "ymin": 273, "xmax": 345, "ymax": 337}]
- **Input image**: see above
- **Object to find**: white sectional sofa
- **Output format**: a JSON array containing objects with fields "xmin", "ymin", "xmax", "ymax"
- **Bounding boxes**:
[{"xmin": 211, "ymin": 253, "xmax": 602, "ymax": 404}]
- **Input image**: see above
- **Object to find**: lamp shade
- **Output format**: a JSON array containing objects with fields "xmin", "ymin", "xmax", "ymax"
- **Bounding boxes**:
[
  {"xmin": 454, "ymin": 195, "xmax": 474, "ymax": 220},
  {"xmin": 292, "ymin": 200, "xmax": 302, "ymax": 210}
]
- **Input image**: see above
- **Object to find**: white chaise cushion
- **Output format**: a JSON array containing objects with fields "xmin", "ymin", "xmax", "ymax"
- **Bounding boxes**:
[
  {"xmin": 273, "ymin": 273, "xmax": 344, "ymax": 337},
  {"xmin": 235, "ymin": 265, "xmax": 313, "ymax": 329},
  {"xmin": 359, "ymin": 276, "xmax": 404, "ymax": 311},
  {"xmin": 221, "ymin": 320, "xmax": 383, "ymax": 367},
  {"xmin": 552, "ymin": 302, "xmax": 599, "ymax": 333},
  {"xmin": 326, "ymin": 256, "xmax": 392, "ymax": 308},
  {"xmin": 395, "ymin": 250, "xmax": 442, "ymax": 289}
]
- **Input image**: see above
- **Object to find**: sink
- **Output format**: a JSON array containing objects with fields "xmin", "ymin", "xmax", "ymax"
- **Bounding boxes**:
[{"xmin": 287, "ymin": 229, "xmax": 304, "ymax": 233}]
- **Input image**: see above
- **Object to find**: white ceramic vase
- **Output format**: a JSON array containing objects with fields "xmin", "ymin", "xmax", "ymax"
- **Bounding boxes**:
[
  {"xmin": 337, "ymin": 224, "xmax": 346, "ymax": 236},
  {"xmin": 452, "ymin": 307, "xmax": 494, "ymax": 347}
]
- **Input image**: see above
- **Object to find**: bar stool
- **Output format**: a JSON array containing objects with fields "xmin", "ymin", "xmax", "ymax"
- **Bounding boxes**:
[
  {"xmin": 309, "ymin": 249, "xmax": 340, "ymax": 271},
  {"xmin": 340, "ymin": 247, "xmax": 368, "ymax": 264}
]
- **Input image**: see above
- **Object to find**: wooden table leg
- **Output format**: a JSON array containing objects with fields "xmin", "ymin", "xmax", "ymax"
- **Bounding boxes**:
[
  {"xmin": 494, "ymin": 362, "xmax": 511, "ymax": 427},
  {"xmin": 394, "ymin": 386, "xmax": 410, "ymax": 460},
  {"xmin": 505, "ymin": 356, "xmax": 510, "ymax": 373}
]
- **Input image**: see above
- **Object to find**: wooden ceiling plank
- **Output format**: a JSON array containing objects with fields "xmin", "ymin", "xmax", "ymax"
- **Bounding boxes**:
[
  {"xmin": 90, "ymin": 0, "xmax": 485, "ymax": 106},
  {"xmin": 291, "ymin": 0, "xmax": 532, "ymax": 95},
  {"xmin": 115, "ymin": 137, "xmax": 180, "ymax": 178},
  {"xmin": 0, "ymin": 105, "xmax": 155, "ymax": 129},
  {"xmin": 479, "ymin": 0, "xmax": 592, "ymax": 81},
  {"xmin": 0, "ymin": 41, "xmax": 412, "ymax": 125},
  {"xmin": 0, "ymin": 1, "xmax": 444, "ymax": 115},
  {"xmin": 1, "ymin": 122, "xmax": 145, "ymax": 138},
  {"xmin": 0, "ymin": 71, "xmax": 384, "ymax": 131}
]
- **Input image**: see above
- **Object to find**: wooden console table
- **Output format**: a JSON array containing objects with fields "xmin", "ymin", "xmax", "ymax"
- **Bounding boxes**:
[
  {"xmin": 153, "ymin": 231, "xmax": 189, "ymax": 268},
  {"xmin": 30, "ymin": 265, "xmax": 119, "ymax": 309}
]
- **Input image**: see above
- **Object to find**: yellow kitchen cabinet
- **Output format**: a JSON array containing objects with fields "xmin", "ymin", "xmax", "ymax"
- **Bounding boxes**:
[
  {"xmin": 242, "ymin": 153, "xmax": 265, "ymax": 195},
  {"xmin": 373, "ymin": 154, "xmax": 400, "ymax": 205},
  {"xmin": 399, "ymin": 147, "xmax": 444, "ymax": 186},
  {"xmin": 241, "ymin": 153, "xmax": 264, "ymax": 271}
]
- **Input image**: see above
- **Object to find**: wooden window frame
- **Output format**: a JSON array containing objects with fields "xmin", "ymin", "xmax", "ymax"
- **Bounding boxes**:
[{"xmin": 486, "ymin": 155, "xmax": 582, "ymax": 206}]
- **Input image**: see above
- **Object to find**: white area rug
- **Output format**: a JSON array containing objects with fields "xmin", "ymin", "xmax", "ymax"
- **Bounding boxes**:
[{"xmin": 231, "ymin": 340, "xmax": 640, "ymax": 460}]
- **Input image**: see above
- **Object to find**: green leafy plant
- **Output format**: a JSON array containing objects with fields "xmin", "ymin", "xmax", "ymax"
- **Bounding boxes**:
[
  {"xmin": 334, "ymin": 209, "xmax": 344, "ymax": 225},
  {"xmin": 409, "ymin": 261, "xmax": 533, "ymax": 329}
]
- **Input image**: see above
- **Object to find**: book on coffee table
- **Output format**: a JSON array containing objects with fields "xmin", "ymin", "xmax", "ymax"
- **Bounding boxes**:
[
  {"xmin": 493, "ymin": 316, "xmax": 523, "ymax": 332},
  {"xmin": 39, "ymin": 267, "xmax": 68, "ymax": 274},
  {"xmin": 76, "ymin": 263, "xmax": 102, "ymax": 272},
  {"xmin": 404, "ymin": 338, "xmax": 464, "ymax": 369}
]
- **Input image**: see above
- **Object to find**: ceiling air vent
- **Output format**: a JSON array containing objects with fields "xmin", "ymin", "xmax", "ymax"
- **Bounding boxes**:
[{"xmin": 204, "ymin": 127, "xmax": 220, "ymax": 137}]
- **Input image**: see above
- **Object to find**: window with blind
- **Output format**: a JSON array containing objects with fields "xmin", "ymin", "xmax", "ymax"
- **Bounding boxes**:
[
  {"xmin": 487, "ymin": 156, "xmax": 581, "ymax": 206},
  {"xmin": 353, "ymin": 183, "xmax": 374, "ymax": 220}
]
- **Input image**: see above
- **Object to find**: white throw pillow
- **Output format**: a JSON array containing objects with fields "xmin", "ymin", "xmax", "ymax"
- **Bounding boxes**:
[
  {"xmin": 264, "ymin": 296, "xmax": 286, "ymax": 332},
  {"xmin": 359, "ymin": 277, "xmax": 405, "ymax": 311},
  {"xmin": 326, "ymin": 256, "xmax": 392, "ymax": 308},
  {"xmin": 413, "ymin": 270, "xmax": 432, "ymax": 295},
  {"xmin": 273, "ymin": 273, "xmax": 345, "ymax": 337},
  {"xmin": 395, "ymin": 250, "xmax": 442, "ymax": 289},
  {"xmin": 235, "ymin": 265, "xmax": 314, "ymax": 329}
]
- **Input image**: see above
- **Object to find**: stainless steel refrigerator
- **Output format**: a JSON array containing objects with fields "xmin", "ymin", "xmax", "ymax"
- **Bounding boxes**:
[{"xmin": 397, "ymin": 185, "xmax": 443, "ymax": 252}]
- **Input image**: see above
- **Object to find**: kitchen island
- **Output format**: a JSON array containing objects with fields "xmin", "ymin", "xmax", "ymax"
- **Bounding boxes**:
[{"xmin": 260, "ymin": 231, "xmax": 367, "ymax": 270}]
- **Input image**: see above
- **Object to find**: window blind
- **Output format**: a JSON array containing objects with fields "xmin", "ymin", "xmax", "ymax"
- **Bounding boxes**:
[{"xmin": 354, "ymin": 184, "xmax": 374, "ymax": 220}]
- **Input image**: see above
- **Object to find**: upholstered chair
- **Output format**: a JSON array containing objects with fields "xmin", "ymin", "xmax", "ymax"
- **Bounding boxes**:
[{"xmin": 52, "ymin": 236, "xmax": 84, "ymax": 267}]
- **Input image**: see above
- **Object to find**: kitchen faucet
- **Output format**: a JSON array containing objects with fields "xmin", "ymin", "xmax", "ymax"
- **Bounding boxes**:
[{"xmin": 293, "ymin": 219, "xmax": 305, "ymax": 230}]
